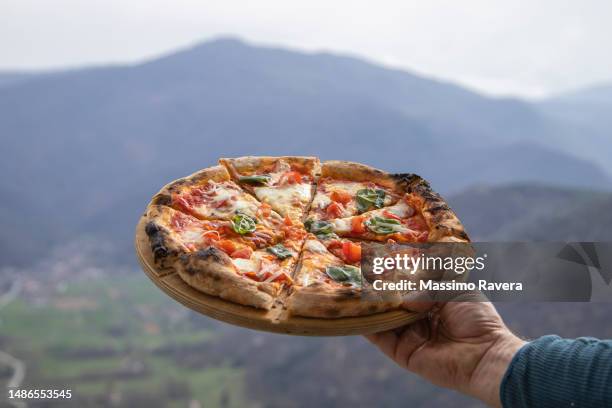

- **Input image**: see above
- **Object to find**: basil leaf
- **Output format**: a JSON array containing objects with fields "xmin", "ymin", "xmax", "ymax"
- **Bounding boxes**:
[
  {"xmin": 325, "ymin": 265, "xmax": 362, "ymax": 287},
  {"xmin": 239, "ymin": 174, "xmax": 271, "ymax": 185},
  {"xmin": 304, "ymin": 219, "xmax": 333, "ymax": 235},
  {"xmin": 356, "ymin": 188, "xmax": 386, "ymax": 213},
  {"xmin": 315, "ymin": 232, "xmax": 339, "ymax": 240},
  {"xmin": 267, "ymin": 244, "xmax": 293, "ymax": 259},
  {"xmin": 231, "ymin": 214, "xmax": 257, "ymax": 235},
  {"xmin": 365, "ymin": 216, "xmax": 403, "ymax": 235}
]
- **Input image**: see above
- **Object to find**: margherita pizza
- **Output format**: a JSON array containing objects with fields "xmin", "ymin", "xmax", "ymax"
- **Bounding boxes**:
[{"xmin": 142, "ymin": 156, "xmax": 468, "ymax": 318}]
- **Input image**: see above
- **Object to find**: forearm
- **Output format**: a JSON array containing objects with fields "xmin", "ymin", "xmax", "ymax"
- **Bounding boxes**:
[{"xmin": 500, "ymin": 335, "xmax": 612, "ymax": 408}]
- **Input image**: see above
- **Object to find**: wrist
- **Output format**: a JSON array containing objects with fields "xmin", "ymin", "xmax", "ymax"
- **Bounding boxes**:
[{"xmin": 467, "ymin": 332, "xmax": 526, "ymax": 407}]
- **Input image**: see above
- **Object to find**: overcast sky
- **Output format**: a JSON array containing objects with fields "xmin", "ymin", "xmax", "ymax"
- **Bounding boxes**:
[{"xmin": 2, "ymin": 0, "xmax": 612, "ymax": 98}]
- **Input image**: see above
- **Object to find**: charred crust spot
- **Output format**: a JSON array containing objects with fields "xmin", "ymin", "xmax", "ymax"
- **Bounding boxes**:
[
  {"xmin": 425, "ymin": 205, "xmax": 450, "ymax": 214},
  {"xmin": 416, "ymin": 187, "xmax": 441, "ymax": 202},
  {"xmin": 151, "ymin": 194, "xmax": 172, "ymax": 206},
  {"xmin": 391, "ymin": 173, "xmax": 435, "ymax": 194},
  {"xmin": 456, "ymin": 230, "xmax": 470, "ymax": 241},
  {"xmin": 145, "ymin": 221, "xmax": 160, "ymax": 236},
  {"xmin": 391, "ymin": 172, "xmax": 420, "ymax": 185},
  {"xmin": 145, "ymin": 222, "xmax": 169, "ymax": 261},
  {"xmin": 194, "ymin": 247, "xmax": 225, "ymax": 263},
  {"xmin": 152, "ymin": 246, "xmax": 169, "ymax": 261},
  {"xmin": 185, "ymin": 266, "xmax": 199, "ymax": 276}
]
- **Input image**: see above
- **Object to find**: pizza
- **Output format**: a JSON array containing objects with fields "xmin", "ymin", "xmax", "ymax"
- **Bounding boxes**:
[{"xmin": 142, "ymin": 157, "xmax": 469, "ymax": 318}]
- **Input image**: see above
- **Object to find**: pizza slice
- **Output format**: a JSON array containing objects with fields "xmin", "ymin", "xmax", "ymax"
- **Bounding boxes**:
[
  {"xmin": 306, "ymin": 173, "xmax": 469, "ymax": 244},
  {"xmin": 308, "ymin": 161, "xmax": 402, "ymax": 221},
  {"xmin": 151, "ymin": 165, "xmax": 284, "ymax": 232},
  {"xmin": 144, "ymin": 205, "xmax": 303, "ymax": 310},
  {"xmin": 220, "ymin": 156, "xmax": 320, "ymax": 225},
  {"xmin": 287, "ymin": 235, "xmax": 401, "ymax": 318}
]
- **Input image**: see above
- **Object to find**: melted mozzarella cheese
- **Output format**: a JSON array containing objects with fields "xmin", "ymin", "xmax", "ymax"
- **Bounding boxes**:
[
  {"xmin": 254, "ymin": 183, "xmax": 312, "ymax": 215},
  {"xmin": 191, "ymin": 182, "xmax": 260, "ymax": 219},
  {"xmin": 330, "ymin": 218, "xmax": 352, "ymax": 233},
  {"xmin": 181, "ymin": 228, "xmax": 204, "ymax": 244},
  {"xmin": 371, "ymin": 200, "xmax": 414, "ymax": 218},
  {"xmin": 312, "ymin": 194, "xmax": 332, "ymax": 210},
  {"xmin": 233, "ymin": 257, "xmax": 259, "ymax": 273},
  {"xmin": 304, "ymin": 239, "xmax": 328, "ymax": 254},
  {"xmin": 208, "ymin": 185, "xmax": 235, "ymax": 205}
]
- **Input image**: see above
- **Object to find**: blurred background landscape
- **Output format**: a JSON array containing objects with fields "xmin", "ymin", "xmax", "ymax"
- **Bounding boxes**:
[{"xmin": 2, "ymin": 2, "xmax": 612, "ymax": 406}]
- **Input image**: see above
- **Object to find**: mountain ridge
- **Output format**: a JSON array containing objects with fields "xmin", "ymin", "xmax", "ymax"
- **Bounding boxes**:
[{"xmin": 1, "ymin": 37, "xmax": 611, "ymax": 266}]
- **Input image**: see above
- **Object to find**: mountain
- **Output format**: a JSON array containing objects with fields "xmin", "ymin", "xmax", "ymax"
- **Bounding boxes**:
[
  {"xmin": 536, "ymin": 83, "xmax": 612, "ymax": 175},
  {"xmin": 0, "ymin": 72, "xmax": 37, "ymax": 88},
  {"xmin": 1, "ymin": 37, "xmax": 611, "ymax": 266},
  {"xmin": 448, "ymin": 184, "xmax": 612, "ymax": 241}
]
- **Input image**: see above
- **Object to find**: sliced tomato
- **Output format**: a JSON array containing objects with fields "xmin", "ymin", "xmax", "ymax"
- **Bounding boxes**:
[
  {"xmin": 280, "ymin": 171, "xmax": 302, "ymax": 184},
  {"xmin": 272, "ymin": 272, "xmax": 292, "ymax": 283},
  {"xmin": 404, "ymin": 215, "xmax": 428, "ymax": 231},
  {"xmin": 326, "ymin": 202, "xmax": 344, "ymax": 218},
  {"xmin": 330, "ymin": 189, "xmax": 352, "ymax": 204},
  {"xmin": 383, "ymin": 210, "xmax": 402, "ymax": 221},
  {"xmin": 202, "ymin": 230, "xmax": 221, "ymax": 241},
  {"xmin": 327, "ymin": 239, "xmax": 343, "ymax": 249},
  {"xmin": 244, "ymin": 272, "xmax": 260, "ymax": 281},
  {"xmin": 230, "ymin": 247, "xmax": 253, "ymax": 259},
  {"xmin": 351, "ymin": 216, "xmax": 366, "ymax": 234},
  {"xmin": 216, "ymin": 239, "xmax": 237, "ymax": 255},
  {"xmin": 260, "ymin": 202, "xmax": 272, "ymax": 218},
  {"xmin": 342, "ymin": 241, "xmax": 362, "ymax": 263},
  {"xmin": 283, "ymin": 225, "xmax": 306, "ymax": 240}
]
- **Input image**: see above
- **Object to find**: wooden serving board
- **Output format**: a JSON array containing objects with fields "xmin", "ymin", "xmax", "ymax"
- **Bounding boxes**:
[{"xmin": 135, "ymin": 216, "xmax": 423, "ymax": 336}]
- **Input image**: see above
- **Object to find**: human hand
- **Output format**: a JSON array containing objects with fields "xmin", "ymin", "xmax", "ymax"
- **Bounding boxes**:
[{"xmin": 365, "ymin": 294, "xmax": 525, "ymax": 407}]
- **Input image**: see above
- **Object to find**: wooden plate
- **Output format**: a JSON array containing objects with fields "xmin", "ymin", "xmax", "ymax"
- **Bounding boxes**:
[{"xmin": 135, "ymin": 216, "xmax": 423, "ymax": 336}]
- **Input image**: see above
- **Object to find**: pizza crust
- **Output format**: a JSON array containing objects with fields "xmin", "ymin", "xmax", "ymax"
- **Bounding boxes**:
[
  {"xmin": 220, "ymin": 156, "xmax": 321, "ymax": 178},
  {"xmin": 175, "ymin": 248, "xmax": 277, "ymax": 310},
  {"xmin": 321, "ymin": 160, "xmax": 402, "ymax": 191},
  {"xmin": 143, "ymin": 204, "xmax": 278, "ymax": 310},
  {"xmin": 143, "ymin": 205, "xmax": 194, "ymax": 269},
  {"xmin": 150, "ymin": 165, "xmax": 231, "ymax": 206},
  {"xmin": 288, "ymin": 285, "xmax": 401, "ymax": 318},
  {"xmin": 392, "ymin": 173, "xmax": 470, "ymax": 243}
]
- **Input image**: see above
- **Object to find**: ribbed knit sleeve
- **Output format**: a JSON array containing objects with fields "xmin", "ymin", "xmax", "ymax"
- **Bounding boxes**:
[{"xmin": 500, "ymin": 335, "xmax": 612, "ymax": 408}]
